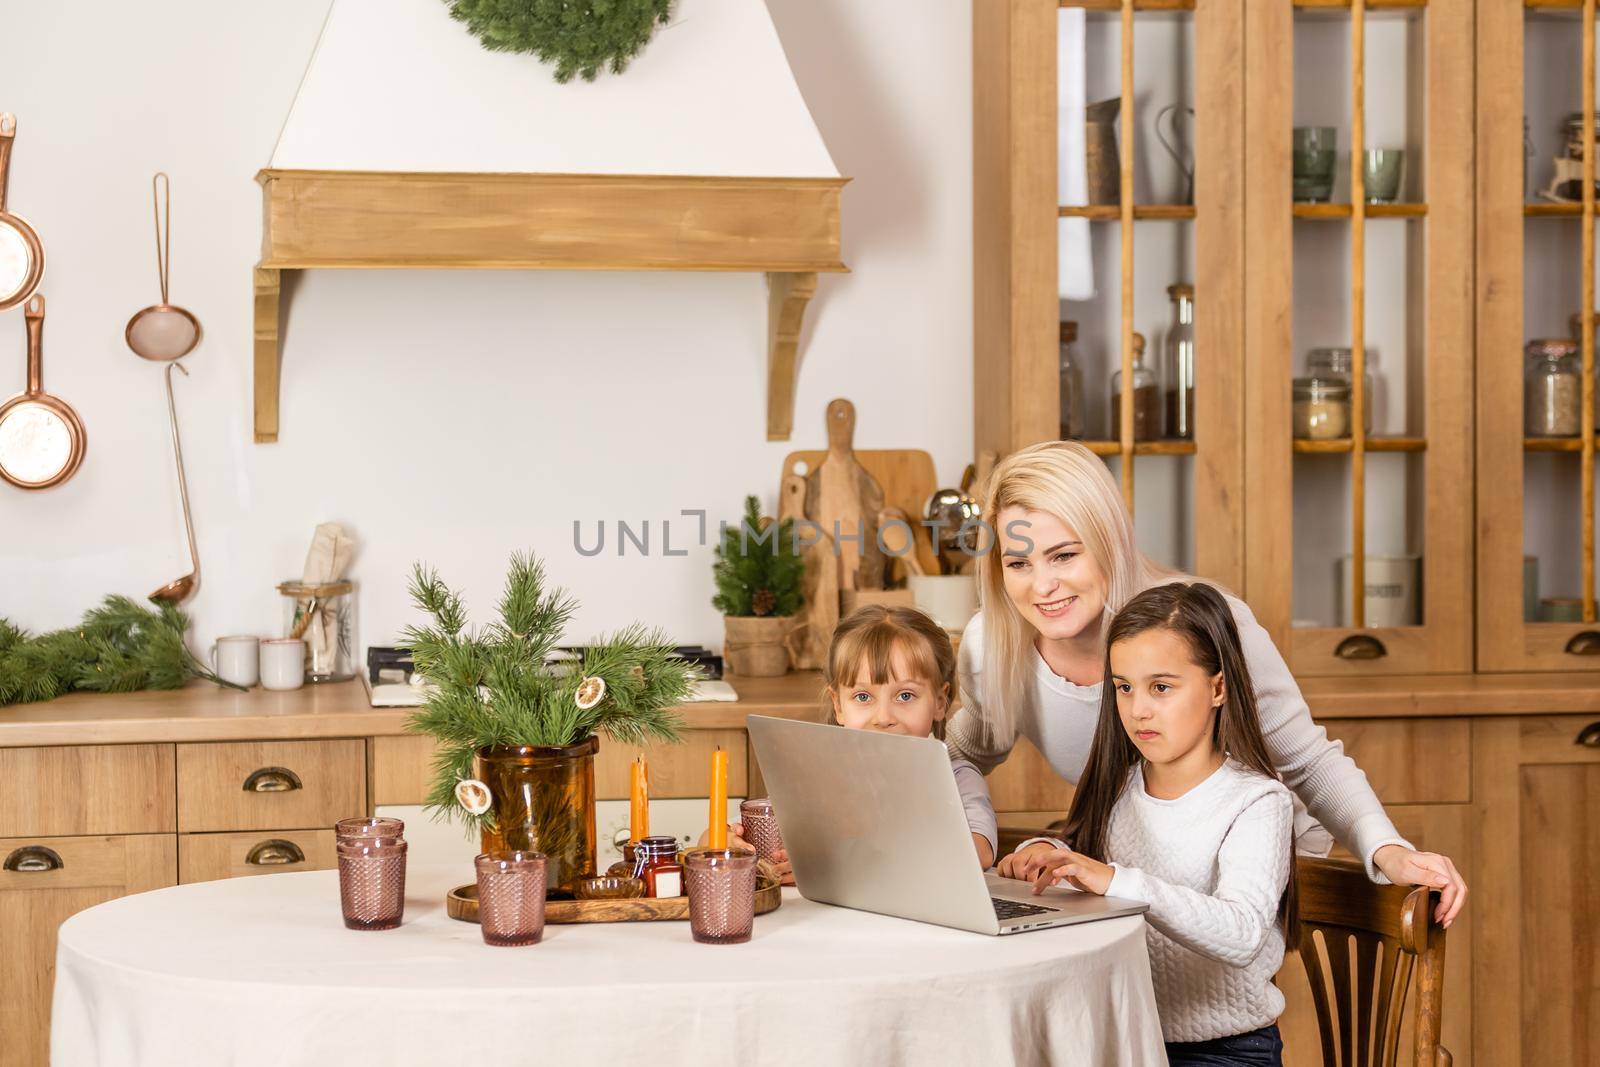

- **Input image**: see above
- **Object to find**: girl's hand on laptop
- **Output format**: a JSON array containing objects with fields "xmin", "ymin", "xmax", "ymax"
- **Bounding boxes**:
[
  {"xmin": 1029, "ymin": 847, "xmax": 1112, "ymax": 897},
  {"xmin": 997, "ymin": 841, "xmax": 1057, "ymax": 881}
]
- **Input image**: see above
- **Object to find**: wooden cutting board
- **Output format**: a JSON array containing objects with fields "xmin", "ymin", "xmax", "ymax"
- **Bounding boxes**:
[
  {"xmin": 782, "ymin": 443, "xmax": 940, "ymax": 580},
  {"xmin": 780, "ymin": 473, "xmax": 837, "ymax": 669},
  {"xmin": 799, "ymin": 399, "xmax": 886, "ymax": 591}
]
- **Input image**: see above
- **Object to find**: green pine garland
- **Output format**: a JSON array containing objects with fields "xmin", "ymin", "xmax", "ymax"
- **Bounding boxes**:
[
  {"xmin": 404, "ymin": 550, "xmax": 694, "ymax": 832},
  {"xmin": 443, "ymin": 0, "xmax": 674, "ymax": 83},
  {"xmin": 711, "ymin": 494, "xmax": 804, "ymax": 618},
  {"xmin": 0, "ymin": 596, "xmax": 240, "ymax": 707}
]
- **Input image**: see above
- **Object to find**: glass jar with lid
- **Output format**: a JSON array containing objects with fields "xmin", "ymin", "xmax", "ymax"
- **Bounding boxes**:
[
  {"xmin": 1306, "ymin": 347, "xmax": 1376, "ymax": 435},
  {"xmin": 1058, "ymin": 321, "xmax": 1085, "ymax": 440},
  {"xmin": 1292, "ymin": 377, "xmax": 1351, "ymax": 440},
  {"xmin": 1111, "ymin": 332, "xmax": 1162, "ymax": 441},
  {"xmin": 1525, "ymin": 339, "xmax": 1582, "ymax": 437},
  {"xmin": 1163, "ymin": 284, "xmax": 1196, "ymax": 440},
  {"xmin": 631, "ymin": 834, "xmax": 683, "ymax": 898}
]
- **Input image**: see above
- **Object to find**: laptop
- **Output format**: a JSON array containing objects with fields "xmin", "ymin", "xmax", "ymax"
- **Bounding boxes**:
[{"xmin": 746, "ymin": 715, "xmax": 1149, "ymax": 936}]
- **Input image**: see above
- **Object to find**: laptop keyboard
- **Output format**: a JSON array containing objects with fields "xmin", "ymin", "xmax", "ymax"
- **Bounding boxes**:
[{"xmin": 991, "ymin": 896, "xmax": 1060, "ymax": 920}]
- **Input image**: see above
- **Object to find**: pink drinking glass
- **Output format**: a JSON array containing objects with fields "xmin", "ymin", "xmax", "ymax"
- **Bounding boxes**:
[
  {"xmin": 475, "ymin": 851, "xmax": 547, "ymax": 947},
  {"xmin": 684, "ymin": 847, "xmax": 757, "ymax": 944},
  {"xmin": 335, "ymin": 817, "xmax": 407, "ymax": 931},
  {"xmin": 739, "ymin": 798, "xmax": 784, "ymax": 863}
]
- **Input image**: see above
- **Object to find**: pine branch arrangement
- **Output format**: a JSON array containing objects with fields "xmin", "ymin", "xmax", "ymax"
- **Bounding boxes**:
[
  {"xmin": 404, "ymin": 551, "xmax": 694, "ymax": 830},
  {"xmin": 0, "ymin": 596, "xmax": 239, "ymax": 707},
  {"xmin": 711, "ymin": 495, "xmax": 804, "ymax": 618},
  {"xmin": 443, "ymin": 0, "xmax": 674, "ymax": 83}
]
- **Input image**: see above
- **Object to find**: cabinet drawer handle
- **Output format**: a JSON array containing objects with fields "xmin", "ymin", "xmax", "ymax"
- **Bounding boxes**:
[
  {"xmin": 1335, "ymin": 634, "xmax": 1387, "ymax": 660},
  {"xmin": 4, "ymin": 846, "xmax": 63, "ymax": 873},
  {"xmin": 1564, "ymin": 632, "xmax": 1600, "ymax": 656},
  {"xmin": 242, "ymin": 767, "xmax": 303, "ymax": 793},
  {"xmin": 245, "ymin": 839, "xmax": 306, "ymax": 866},
  {"xmin": 1578, "ymin": 722, "xmax": 1600, "ymax": 748}
]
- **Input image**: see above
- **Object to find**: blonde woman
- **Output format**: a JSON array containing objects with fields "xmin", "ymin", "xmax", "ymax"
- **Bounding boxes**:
[{"xmin": 948, "ymin": 441, "xmax": 1466, "ymax": 928}]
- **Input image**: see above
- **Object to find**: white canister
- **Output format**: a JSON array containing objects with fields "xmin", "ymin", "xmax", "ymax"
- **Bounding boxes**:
[
  {"xmin": 209, "ymin": 636, "xmax": 261, "ymax": 688},
  {"xmin": 1337, "ymin": 556, "xmax": 1421, "ymax": 628},
  {"xmin": 908, "ymin": 575, "xmax": 979, "ymax": 634},
  {"xmin": 259, "ymin": 638, "xmax": 307, "ymax": 691}
]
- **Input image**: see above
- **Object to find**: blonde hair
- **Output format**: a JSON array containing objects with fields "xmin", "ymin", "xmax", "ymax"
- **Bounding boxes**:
[
  {"xmin": 974, "ymin": 441, "xmax": 1175, "ymax": 746},
  {"xmin": 821, "ymin": 605, "xmax": 957, "ymax": 741}
]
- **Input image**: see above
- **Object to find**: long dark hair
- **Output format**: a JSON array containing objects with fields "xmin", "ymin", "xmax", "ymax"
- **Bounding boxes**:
[{"xmin": 1061, "ymin": 581, "xmax": 1296, "ymax": 935}]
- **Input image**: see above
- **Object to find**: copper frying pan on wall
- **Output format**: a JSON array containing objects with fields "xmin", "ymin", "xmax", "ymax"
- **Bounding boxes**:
[
  {"xmin": 0, "ymin": 114, "xmax": 44, "ymax": 311},
  {"xmin": 0, "ymin": 296, "xmax": 86, "ymax": 489}
]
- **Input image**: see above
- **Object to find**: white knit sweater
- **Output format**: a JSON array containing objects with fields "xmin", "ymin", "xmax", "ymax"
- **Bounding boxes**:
[
  {"xmin": 1033, "ymin": 761, "xmax": 1294, "ymax": 1043},
  {"xmin": 946, "ymin": 593, "xmax": 1410, "ymax": 880}
]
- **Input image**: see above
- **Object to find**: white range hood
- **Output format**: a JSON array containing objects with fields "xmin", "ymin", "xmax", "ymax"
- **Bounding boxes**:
[{"xmin": 253, "ymin": 0, "xmax": 847, "ymax": 443}]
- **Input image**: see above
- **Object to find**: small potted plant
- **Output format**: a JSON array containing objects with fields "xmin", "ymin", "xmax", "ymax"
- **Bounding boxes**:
[
  {"xmin": 405, "ymin": 551, "xmax": 694, "ymax": 892},
  {"xmin": 712, "ymin": 495, "xmax": 804, "ymax": 677}
]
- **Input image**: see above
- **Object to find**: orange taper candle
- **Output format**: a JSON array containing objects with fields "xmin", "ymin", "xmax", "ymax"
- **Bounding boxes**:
[
  {"xmin": 708, "ymin": 747, "xmax": 729, "ymax": 850},
  {"xmin": 629, "ymin": 756, "xmax": 649, "ymax": 843}
]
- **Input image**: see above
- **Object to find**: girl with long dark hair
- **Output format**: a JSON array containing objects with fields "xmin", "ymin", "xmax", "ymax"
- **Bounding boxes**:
[{"xmin": 1022, "ymin": 582, "xmax": 1295, "ymax": 1067}]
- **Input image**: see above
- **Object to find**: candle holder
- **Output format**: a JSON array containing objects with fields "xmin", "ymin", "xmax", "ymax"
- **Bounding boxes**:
[
  {"xmin": 683, "ymin": 847, "xmax": 758, "ymax": 944},
  {"xmin": 335, "ymin": 817, "xmax": 407, "ymax": 931},
  {"xmin": 474, "ymin": 851, "xmax": 548, "ymax": 947},
  {"xmin": 739, "ymin": 798, "xmax": 785, "ymax": 864}
]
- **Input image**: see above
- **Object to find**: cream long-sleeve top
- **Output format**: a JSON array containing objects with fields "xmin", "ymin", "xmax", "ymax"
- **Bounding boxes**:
[
  {"xmin": 945, "ymin": 592, "xmax": 1410, "ymax": 880},
  {"xmin": 1029, "ymin": 761, "xmax": 1295, "ymax": 1043}
]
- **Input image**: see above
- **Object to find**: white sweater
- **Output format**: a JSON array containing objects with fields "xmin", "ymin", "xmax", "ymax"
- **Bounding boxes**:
[
  {"xmin": 1033, "ymin": 761, "xmax": 1294, "ymax": 1043},
  {"xmin": 946, "ymin": 594, "xmax": 1410, "ymax": 879}
]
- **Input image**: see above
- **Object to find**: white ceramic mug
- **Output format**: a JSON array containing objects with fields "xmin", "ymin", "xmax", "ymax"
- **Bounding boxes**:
[
  {"xmin": 209, "ymin": 636, "xmax": 260, "ymax": 688},
  {"xmin": 259, "ymin": 638, "xmax": 306, "ymax": 691}
]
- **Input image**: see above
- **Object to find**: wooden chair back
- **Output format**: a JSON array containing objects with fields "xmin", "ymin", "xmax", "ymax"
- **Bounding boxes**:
[{"xmin": 1294, "ymin": 857, "xmax": 1450, "ymax": 1067}]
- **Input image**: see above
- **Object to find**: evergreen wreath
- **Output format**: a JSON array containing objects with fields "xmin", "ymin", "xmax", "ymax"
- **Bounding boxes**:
[
  {"xmin": 404, "ymin": 550, "xmax": 694, "ymax": 830},
  {"xmin": 711, "ymin": 495, "xmax": 804, "ymax": 618},
  {"xmin": 443, "ymin": 0, "xmax": 674, "ymax": 84},
  {"xmin": 0, "ymin": 596, "xmax": 240, "ymax": 707}
]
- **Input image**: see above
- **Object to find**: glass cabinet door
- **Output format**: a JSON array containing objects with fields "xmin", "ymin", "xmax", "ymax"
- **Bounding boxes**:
[
  {"xmin": 1477, "ymin": 0, "xmax": 1599, "ymax": 672},
  {"xmin": 974, "ymin": 0, "xmax": 1247, "ymax": 591},
  {"xmin": 1243, "ymin": 0, "xmax": 1475, "ymax": 676}
]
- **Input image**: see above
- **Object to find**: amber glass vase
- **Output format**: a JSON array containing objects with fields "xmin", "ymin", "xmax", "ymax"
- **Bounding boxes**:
[{"xmin": 475, "ymin": 736, "xmax": 597, "ymax": 893}]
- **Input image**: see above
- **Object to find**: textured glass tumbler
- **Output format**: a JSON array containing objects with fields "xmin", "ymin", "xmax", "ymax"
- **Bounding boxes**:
[
  {"xmin": 739, "ymin": 799, "xmax": 785, "ymax": 864},
  {"xmin": 336, "ymin": 818, "xmax": 407, "ymax": 931},
  {"xmin": 1292, "ymin": 127, "xmax": 1338, "ymax": 202},
  {"xmin": 684, "ymin": 847, "xmax": 757, "ymax": 945},
  {"xmin": 475, "ymin": 851, "xmax": 547, "ymax": 947}
]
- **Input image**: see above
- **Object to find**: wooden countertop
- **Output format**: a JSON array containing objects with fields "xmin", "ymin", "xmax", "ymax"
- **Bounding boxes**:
[
  {"xmin": 3, "ymin": 670, "xmax": 1597, "ymax": 747},
  {"xmin": 0, "ymin": 674, "xmax": 829, "ymax": 747}
]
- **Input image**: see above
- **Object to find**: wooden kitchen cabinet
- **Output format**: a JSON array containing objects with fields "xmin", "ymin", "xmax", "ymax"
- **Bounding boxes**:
[
  {"xmin": 0, "ymin": 834, "xmax": 176, "ymax": 1067},
  {"xmin": 1472, "ymin": 714, "xmax": 1600, "ymax": 1066}
]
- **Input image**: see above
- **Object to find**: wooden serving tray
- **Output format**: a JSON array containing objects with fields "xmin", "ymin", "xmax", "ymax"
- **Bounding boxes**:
[{"xmin": 447, "ymin": 872, "xmax": 783, "ymax": 925}]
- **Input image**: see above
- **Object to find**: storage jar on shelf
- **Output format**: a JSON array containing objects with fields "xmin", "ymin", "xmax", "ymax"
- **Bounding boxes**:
[
  {"xmin": 1163, "ymin": 285, "xmax": 1196, "ymax": 440},
  {"xmin": 1110, "ymin": 332, "xmax": 1162, "ymax": 442},
  {"xmin": 1292, "ymin": 377, "xmax": 1351, "ymax": 440},
  {"xmin": 1524, "ymin": 339, "xmax": 1581, "ymax": 438},
  {"xmin": 1306, "ymin": 347, "xmax": 1377, "ymax": 435},
  {"xmin": 1058, "ymin": 321, "xmax": 1086, "ymax": 440}
]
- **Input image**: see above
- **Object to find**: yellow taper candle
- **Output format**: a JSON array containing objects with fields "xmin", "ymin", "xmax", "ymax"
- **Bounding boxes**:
[
  {"xmin": 630, "ymin": 756, "xmax": 649, "ymax": 843},
  {"xmin": 708, "ymin": 747, "xmax": 729, "ymax": 850}
]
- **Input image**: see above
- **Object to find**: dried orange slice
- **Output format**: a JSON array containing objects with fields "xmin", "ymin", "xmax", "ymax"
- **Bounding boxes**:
[
  {"xmin": 575, "ymin": 675, "xmax": 606, "ymax": 710},
  {"xmin": 455, "ymin": 778, "xmax": 492, "ymax": 815}
]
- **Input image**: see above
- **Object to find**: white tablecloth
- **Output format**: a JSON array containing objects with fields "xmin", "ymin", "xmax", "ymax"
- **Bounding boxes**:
[{"xmin": 52, "ymin": 864, "xmax": 1167, "ymax": 1067}]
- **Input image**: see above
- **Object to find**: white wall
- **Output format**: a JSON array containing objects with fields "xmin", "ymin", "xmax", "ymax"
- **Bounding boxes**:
[{"xmin": 0, "ymin": 1, "xmax": 974, "ymax": 653}]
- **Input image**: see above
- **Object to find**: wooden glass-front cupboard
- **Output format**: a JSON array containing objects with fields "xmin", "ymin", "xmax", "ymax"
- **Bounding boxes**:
[{"xmin": 975, "ymin": 1, "xmax": 1599, "ymax": 1065}]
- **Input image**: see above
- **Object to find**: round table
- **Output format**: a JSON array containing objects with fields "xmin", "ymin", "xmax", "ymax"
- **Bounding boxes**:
[{"xmin": 52, "ymin": 864, "xmax": 1167, "ymax": 1066}]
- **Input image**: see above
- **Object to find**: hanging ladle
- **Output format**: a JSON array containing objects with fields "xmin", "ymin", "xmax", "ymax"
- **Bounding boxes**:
[
  {"xmin": 150, "ymin": 362, "xmax": 200, "ymax": 604},
  {"xmin": 125, "ymin": 173, "xmax": 201, "ymax": 362}
]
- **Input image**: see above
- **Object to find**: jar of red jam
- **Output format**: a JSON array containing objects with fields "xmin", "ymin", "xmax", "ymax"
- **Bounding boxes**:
[{"xmin": 632, "ymin": 835, "xmax": 683, "ymax": 898}]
